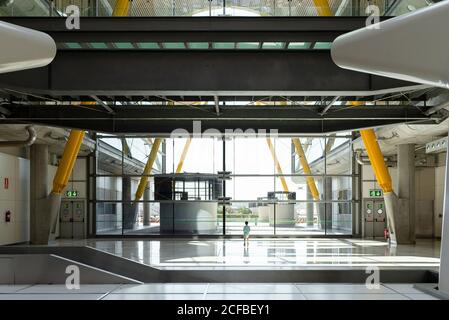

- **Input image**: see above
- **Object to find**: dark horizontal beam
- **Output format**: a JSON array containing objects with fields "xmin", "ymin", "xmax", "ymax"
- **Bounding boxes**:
[
  {"xmin": 0, "ymin": 50, "xmax": 417, "ymax": 96},
  {"xmin": 0, "ymin": 17, "xmax": 393, "ymax": 43},
  {"xmin": 2, "ymin": 104, "xmax": 437, "ymax": 135}
]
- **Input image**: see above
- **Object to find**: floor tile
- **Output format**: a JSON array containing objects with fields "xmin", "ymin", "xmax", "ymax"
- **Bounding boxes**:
[
  {"xmin": 112, "ymin": 283, "xmax": 208, "ymax": 294},
  {"xmin": 205, "ymin": 293, "xmax": 306, "ymax": 300},
  {"xmin": 404, "ymin": 293, "xmax": 440, "ymax": 300},
  {"xmin": 207, "ymin": 283, "xmax": 301, "ymax": 294},
  {"xmin": 383, "ymin": 284, "xmax": 436, "ymax": 294},
  {"xmin": 0, "ymin": 294, "xmax": 102, "ymax": 300},
  {"xmin": 304, "ymin": 293, "xmax": 408, "ymax": 300},
  {"xmin": 0, "ymin": 285, "xmax": 30, "ymax": 294},
  {"xmin": 296, "ymin": 284, "xmax": 396, "ymax": 294},
  {"xmin": 102, "ymin": 293, "xmax": 205, "ymax": 300},
  {"xmin": 17, "ymin": 284, "xmax": 121, "ymax": 294}
]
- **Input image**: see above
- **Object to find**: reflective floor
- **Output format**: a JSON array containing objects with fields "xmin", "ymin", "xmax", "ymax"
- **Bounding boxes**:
[
  {"xmin": 51, "ymin": 238, "xmax": 441, "ymax": 270},
  {"xmin": 0, "ymin": 283, "xmax": 439, "ymax": 300}
]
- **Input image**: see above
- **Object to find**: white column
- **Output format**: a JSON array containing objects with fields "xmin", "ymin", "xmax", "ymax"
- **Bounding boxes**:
[{"xmin": 439, "ymin": 135, "xmax": 449, "ymax": 293}]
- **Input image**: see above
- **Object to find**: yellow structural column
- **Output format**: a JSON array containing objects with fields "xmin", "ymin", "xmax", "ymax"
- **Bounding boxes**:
[
  {"xmin": 359, "ymin": 129, "xmax": 393, "ymax": 193},
  {"xmin": 52, "ymin": 130, "xmax": 85, "ymax": 194},
  {"xmin": 313, "ymin": 0, "xmax": 333, "ymax": 16},
  {"xmin": 135, "ymin": 138, "xmax": 162, "ymax": 201},
  {"xmin": 292, "ymin": 138, "xmax": 320, "ymax": 200},
  {"xmin": 266, "ymin": 138, "xmax": 290, "ymax": 193},
  {"xmin": 51, "ymin": 101, "xmax": 96, "ymax": 194},
  {"xmin": 176, "ymin": 137, "xmax": 192, "ymax": 174},
  {"xmin": 112, "ymin": 0, "xmax": 131, "ymax": 16}
]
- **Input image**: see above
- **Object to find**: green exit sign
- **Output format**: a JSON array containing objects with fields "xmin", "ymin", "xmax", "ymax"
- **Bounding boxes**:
[
  {"xmin": 65, "ymin": 190, "xmax": 79, "ymax": 198},
  {"xmin": 369, "ymin": 189, "xmax": 383, "ymax": 198}
]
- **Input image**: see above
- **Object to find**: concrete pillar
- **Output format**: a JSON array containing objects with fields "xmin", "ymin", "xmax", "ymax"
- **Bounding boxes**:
[
  {"xmin": 318, "ymin": 178, "xmax": 332, "ymax": 231},
  {"xmin": 122, "ymin": 176, "xmax": 136, "ymax": 230},
  {"xmin": 30, "ymin": 144, "xmax": 49, "ymax": 244},
  {"xmin": 324, "ymin": 177, "xmax": 333, "ymax": 231},
  {"xmin": 396, "ymin": 144, "xmax": 416, "ymax": 244},
  {"xmin": 439, "ymin": 145, "xmax": 449, "ymax": 294},
  {"xmin": 143, "ymin": 187, "xmax": 151, "ymax": 226},
  {"xmin": 306, "ymin": 190, "xmax": 314, "ymax": 227}
]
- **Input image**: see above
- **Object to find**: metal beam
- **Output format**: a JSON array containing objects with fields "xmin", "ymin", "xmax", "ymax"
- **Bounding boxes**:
[
  {"xmin": 214, "ymin": 95, "xmax": 220, "ymax": 116},
  {"xmin": 90, "ymin": 95, "xmax": 115, "ymax": 114},
  {"xmin": 0, "ymin": 17, "xmax": 395, "ymax": 43},
  {"xmin": 0, "ymin": 49, "xmax": 418, "ymax": 97},
  {"xmin": 320, "ymin": 96, "xmax": 340, "ymax": 115},
  {"xmin": 2, "ymin": 104, "xmax": 437, "ymax": 135}
]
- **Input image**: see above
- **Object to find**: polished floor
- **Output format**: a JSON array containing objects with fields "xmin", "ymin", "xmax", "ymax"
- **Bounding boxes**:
[
  {"xmin": 0, "ymin": 283, "xmax": 439, "ymax": 300},
  {"xmin": 51, "ymin": 238, "xmax": 441, "ymax": 270}
]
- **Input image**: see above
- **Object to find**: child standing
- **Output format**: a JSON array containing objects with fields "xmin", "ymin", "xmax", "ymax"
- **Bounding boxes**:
[{"xmin": 243, "ymin": 221, "xmax": 251, "ymax": 246}]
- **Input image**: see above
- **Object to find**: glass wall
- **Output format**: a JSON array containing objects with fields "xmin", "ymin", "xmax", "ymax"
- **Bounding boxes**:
[
  {"xmin": 92, "ymin": 134, "xmax": 356, "ymax": 236},
  {"xmin": 0, "ymin": 0, "xmax": 433, "ymax": 17}
]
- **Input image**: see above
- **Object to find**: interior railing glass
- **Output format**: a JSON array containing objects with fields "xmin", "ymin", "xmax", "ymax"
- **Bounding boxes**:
[{"xmin": 0, "ymin": 0, "xmax": 436, "ymax": 17}]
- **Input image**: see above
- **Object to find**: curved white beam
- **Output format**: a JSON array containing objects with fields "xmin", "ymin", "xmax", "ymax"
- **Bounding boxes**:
[
  {"xmin": 0, "ymin": 20, "xmax": 56, "ymax": 74},
  {"xmin": 331, "ymin": 1, "xmax": 449, "ymax": 89}
]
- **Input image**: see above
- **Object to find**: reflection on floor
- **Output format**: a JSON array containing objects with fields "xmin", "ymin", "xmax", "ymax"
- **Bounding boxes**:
[
  {"xmin": 0, "ymin": 283, "xmax": 439, "ymax": 300},
  {"xmin": 51, "ymin": 238, "xmax": 441, "ymax": 270}
]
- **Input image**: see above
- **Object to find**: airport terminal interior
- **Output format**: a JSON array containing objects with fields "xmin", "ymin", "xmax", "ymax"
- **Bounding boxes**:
[{"xmin": 1, "ymin": 0, "xmax": 449, "ymax": 302}]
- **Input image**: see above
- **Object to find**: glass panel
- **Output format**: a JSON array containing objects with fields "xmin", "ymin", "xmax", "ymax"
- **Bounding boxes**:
[
  {"xmin": 137, "ymin": 42, "xmax": 160, "ymax": 49},
  {"xmin": 96, "ymin": 176, "xmax": 122, "ymax": 201},
  {"xmin": 175, "ymin": 0, "xmax": 215, "ymax": 16},
  {"xmin": 97, "ymin": 137, "xmax": 124, "ymax": 174},
  {"xmin": 328, "ymin": 201, "xmax": 352, "ymax": 235},
  {"xmin": 65, "ymin": 42, "xmax": 82, "ymax": 49},
  {"xmin": 90, "ymin": 42, "xmax": 108, "ymax": 49},
  {"xmin": 236, "ymin": 42, "xmax": 260, "ymax": 49},
  {"xmin": 114, "ymin": 42, "xmax": 135, "ymax": 49},
  {"xmin": 188, "ymin": 42, "xmax": 209, "ymax": 49},
  {"xmin": 286, "ymin": 137, "xmax": 326, "ymax": 175},
  {"xmin": 162, "ymin": 42, "xmax": 186, "ymax": 49},
  {"xmin": 262, "ymin": 42, "xmax": 285, "ymax": 49},
  {"xmin": 212, "ymin": 42, "xmax": 235, "ymax": 49},
  {"xmin": 93, "ymin": 135, "xmax": 356, "ymax": 237},
  {"xmin": 165, "ymin": 138, "xmax": 222, "ymax": 174},
  {"xmin": 273, "ymin": 201, "xmax": 326, "ymax": 236},
  {"xmin": 96, "ymin": 202, "xmax": 122, "ymax": 235},
  {"xmin": 273, "ymin": 176, "xmax": 325, "ymax": 235},
  {"xmin": 123, "ymin": 202, "xmax": 161, "ymax": 235},
  {"xmin": 226, "ymin": 138, "xmax": 276, "ymax": 175},
  {"xmin": 314, "ymin": 42, "xmax": 332, "ymax": 49},
  {"xmin": 326, "ymin": 136, "xmax": 352, "ymax": 174},
  {"xmin": 227, "ymin": 176, "xmax": 275, "ymax": 201},
  {"xmin": 225, "ymin": 202, "xmax": 275, "ymax": 236},
  {"xmin": 287, "ymin": 42, "xmax": 311, "ymax": 49},
  {"xmin": 0, "ymin": 0, "xmax": 435, "ymax": 17}
]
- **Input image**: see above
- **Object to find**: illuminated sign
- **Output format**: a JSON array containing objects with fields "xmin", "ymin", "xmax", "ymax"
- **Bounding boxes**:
[
  {"xmin": 369, "ymin": 189, "xmax": 383, "ymax": 198},
  {"xmin": 65, "ymin": 190, "xmax": 79, "ymax": 198}
]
